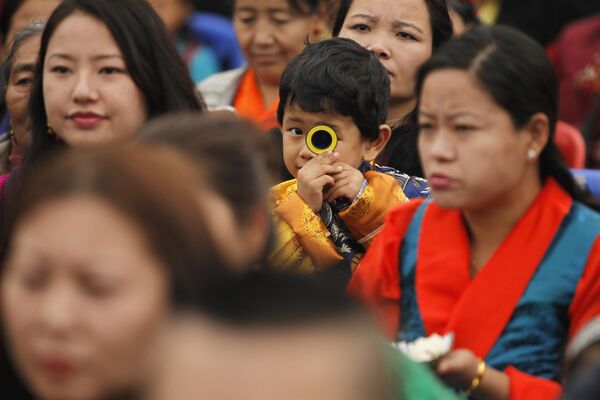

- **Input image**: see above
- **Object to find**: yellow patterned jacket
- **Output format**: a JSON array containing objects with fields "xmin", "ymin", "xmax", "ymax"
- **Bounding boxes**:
[{"xmin": 269, "ymin": 170, "xmax": 408, "ymax": 273}]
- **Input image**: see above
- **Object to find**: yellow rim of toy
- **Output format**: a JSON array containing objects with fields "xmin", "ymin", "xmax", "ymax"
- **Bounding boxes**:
[{"xmin": 306, "ymin": 125, "xmax": 337, "ymax": 155}]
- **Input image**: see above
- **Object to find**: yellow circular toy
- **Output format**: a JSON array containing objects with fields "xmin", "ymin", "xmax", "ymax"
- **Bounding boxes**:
[{"xmin": 306, "ymin": 125, "xmax": 338, "ymax": 155}]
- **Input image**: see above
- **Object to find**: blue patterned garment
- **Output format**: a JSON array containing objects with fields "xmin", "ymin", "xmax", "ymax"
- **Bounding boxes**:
[{"xmin": 369, "ymin": 163, "xmax": 431, "ymax": 199}]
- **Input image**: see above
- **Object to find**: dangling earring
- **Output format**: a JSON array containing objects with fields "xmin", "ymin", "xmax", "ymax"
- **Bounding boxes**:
[{"xmin": 47, "ymin": 122, "xmax": 54, "ymax": 136}]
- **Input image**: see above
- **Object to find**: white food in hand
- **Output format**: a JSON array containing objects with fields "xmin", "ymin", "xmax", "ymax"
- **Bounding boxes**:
[{"xmin": 393, "ymin": 333, "xmax": 454, "ymax": 363}]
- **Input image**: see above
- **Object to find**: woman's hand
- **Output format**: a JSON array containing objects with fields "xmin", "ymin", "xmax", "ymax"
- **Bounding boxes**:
[
  {"xmin": 436, "ymin": 349, "xmax": 479, "ymax": 391},
  {"xmin": 436, "ymin": 349, "xmax": 510, "ymax": 400}
]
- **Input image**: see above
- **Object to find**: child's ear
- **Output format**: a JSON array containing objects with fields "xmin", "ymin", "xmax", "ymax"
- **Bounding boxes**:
[{"xmin": 363, "ymin": 124, "xmax": 392, "ymax": 162}]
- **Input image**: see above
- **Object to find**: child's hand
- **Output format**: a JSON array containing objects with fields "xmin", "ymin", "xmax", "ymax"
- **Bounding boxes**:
[
  {"xmin": 297, "ymin": 152, "xmax": 342, "ymax": 212},
  {"xmin": 324, "ymin": 163, "xmax": 365, "ymax": 203}
]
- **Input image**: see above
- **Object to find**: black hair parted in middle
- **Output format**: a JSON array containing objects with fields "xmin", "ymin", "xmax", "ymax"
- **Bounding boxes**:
[{"xmin": 277, "ymin": 37, "xmax": 391, "ymax": 140}]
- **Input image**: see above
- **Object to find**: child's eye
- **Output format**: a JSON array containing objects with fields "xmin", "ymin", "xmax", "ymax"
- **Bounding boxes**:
[
  {"xmin": 397, "ymin": 31, "xmax": 417, "ymax": 41},
  {"xmin": 350, "ymin": 24, "xmax": 371, "ymax": 33},
  {"xmin": 288, "ymin": 128, "xmax": 303, "ymax": 136}
]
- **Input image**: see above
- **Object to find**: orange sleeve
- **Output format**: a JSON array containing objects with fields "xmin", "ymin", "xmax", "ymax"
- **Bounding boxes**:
[
  {"xmin": 339, "ymin": 171, "xmax": 408, "ymax": 249},
  {"xmin": 568, "ymin": 236, "xmax": 600, "ymax": 338},
  {"xmin": 347, "ymin": 199, "xmax": 424, "ymax": 339},
  {"xmin": 505, "ymin": 367, "xmax": 561, "ymax": 400}
]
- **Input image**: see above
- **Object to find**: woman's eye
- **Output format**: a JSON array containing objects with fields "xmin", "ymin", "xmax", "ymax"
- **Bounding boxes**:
[
  {"xmin": 419, "ymin": 123, "xmax": 435, "ymax": 132},
  {"xmin": 100, "ymin": 67, "xmax": 125, "ymax": 75},
  {"xmin": 15, "ymin": 77, "xmax": 33, "ymax": 86},
  {"xmin": 288, "ymin": 128, "xmax": 303, "ymax": 136},
  {"xmin": 50, "ymin": 66, "xmax": 70, "ymax": 74},
  {"xmin": 455, "ymin": 124, "xmax": 475, "ymax": 132},
  {"xmin": 397, "ymin": 31, "xmax": 416, "ymax": 41},
  {"xmin": 19, "ymin": 269, "xmax": 47, "ymax": 291},
  {"xmin": 272, "ymin": 18, "xmax": 291, "ymax": 25},
  {"xmin": 350, "ymin": 24, "xmax": 370, "ymax": 33}
]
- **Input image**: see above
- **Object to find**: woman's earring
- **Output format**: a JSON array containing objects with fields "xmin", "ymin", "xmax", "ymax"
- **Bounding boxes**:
[
  {"xmin": 527, "ymin": 149, "xmax": 537, "ymax": 160},
  {"xmin": 47, "ymin": 122, "xmax": 54, "ymax": 136}
]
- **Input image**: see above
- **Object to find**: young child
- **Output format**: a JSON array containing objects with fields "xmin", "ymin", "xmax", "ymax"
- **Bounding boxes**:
[
  {"xmin": 197, "ymin": 0, "xmax": 327, "ymax": 129},
  {"xmin": 269, "ymin": 38, "xmax": 429, "ymax": 274}
]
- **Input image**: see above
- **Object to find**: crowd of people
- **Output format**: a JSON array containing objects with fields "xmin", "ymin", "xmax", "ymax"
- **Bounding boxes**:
[{"xmin": 0, "ymin": 0, "xmax": 599, "ymax": 399}]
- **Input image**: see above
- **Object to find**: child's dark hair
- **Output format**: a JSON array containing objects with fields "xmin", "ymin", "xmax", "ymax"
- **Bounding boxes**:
[
  {"xmin": 277, "ymin": 37, "xmax": 390, "ymax": 140},
  {"xmin": 416, "ymin": 25, "xmax": 597, "ymax": 208}
]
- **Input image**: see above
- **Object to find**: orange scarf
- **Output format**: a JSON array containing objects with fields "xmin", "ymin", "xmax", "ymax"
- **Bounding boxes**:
[{"xmin": 233, "ymin": 69, "xmax": 279, "ymax": 130}]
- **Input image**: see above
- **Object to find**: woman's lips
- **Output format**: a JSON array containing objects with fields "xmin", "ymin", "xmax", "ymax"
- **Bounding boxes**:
[
  {"xmin": 429, "ymin": 173, "xmax": 455, "ymax": 190},
  {"xmin": 69, "ymin": 112, "xmax": 105, "ymax": 129},
  {"xmin": 40, "ymin": 356, "xmax": 76, "ymax": 380},
  {"xmin": 251, "ymin": 53, "xmax": 281, "ymax": 65}
]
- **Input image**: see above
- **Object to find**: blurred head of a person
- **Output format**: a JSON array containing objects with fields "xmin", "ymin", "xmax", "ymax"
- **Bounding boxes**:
[
  {"xmin": 147, "ymin": 0, "xmax": 193, "ymax": 37},
  {"xmin": 233, "ymin": 0, "xmax": 328, "ymax": 87},
  {"xmin": 1, "ymin": 145, "xmax": 225, "ymax": 400},
  {"xmin": 3, "ymin": 21, "xmax": 45, "ymax": 169},
  {"xmin": 27, "ymin": 0, "xmax": 203, "ymax": 163},
  {"xmin": 144, "ymin": 272, "xmax": 393, "ymax": 400},
  {"xmin": 447, "ymin": 0, "xmax": 480, "ymax": 36},
  {"xmin": 139, "ymin": 112, "xmax": 273, "ymax": 271},
  {"xmin": 0, "ymin": 0, "xmax": 60, "ymax": 51}
]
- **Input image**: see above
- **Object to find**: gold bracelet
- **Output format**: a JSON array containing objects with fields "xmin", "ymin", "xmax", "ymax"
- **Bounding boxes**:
[{"xmin": 463, "ymin": 359, "xmax": 486, "ymax": 397}]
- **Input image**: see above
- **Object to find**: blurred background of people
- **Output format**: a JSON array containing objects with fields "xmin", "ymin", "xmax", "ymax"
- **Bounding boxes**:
[
  {"xmin": 148, "ymin": 0, "xmax": 221, "ymax": 83},
  {"xmin": 550, "ymin": 14, "xmax": 600, "ymax": 167},
  {"xmin": 447, "ymin": 0, "xmax": 480, "ymax": 36},
  {"xmin": 473, "ymin": 0, "xmax": 600, "ymax": 46}
]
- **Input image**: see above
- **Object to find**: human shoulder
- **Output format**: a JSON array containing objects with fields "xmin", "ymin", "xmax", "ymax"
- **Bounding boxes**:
[{"xmin": 196, "ymin": 66, "xmax": 247, "ymax": 108}]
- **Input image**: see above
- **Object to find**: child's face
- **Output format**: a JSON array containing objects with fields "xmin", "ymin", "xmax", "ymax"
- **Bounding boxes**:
[
  {"xmin": 234, "ymin": 0, "xmax": 326, "ymax": 86},
  {"xmin": 281, "ymin": 103, "xmax": 370, "ymax": 177}
]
